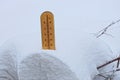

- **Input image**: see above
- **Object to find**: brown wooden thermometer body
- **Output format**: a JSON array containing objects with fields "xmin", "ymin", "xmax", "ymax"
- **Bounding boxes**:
[{"xmin": 41, "ymin": 11, "xmax": 56, "ymax": 50}]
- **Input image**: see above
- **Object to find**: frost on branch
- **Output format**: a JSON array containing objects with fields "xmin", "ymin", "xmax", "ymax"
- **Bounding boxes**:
[
  {"xmin": 96, "ymin": 19, "xmax": 120, "ymax": 38},
  {"xmin": 93, "ymin": 19, "xmax": 120, "ymax": 80}
]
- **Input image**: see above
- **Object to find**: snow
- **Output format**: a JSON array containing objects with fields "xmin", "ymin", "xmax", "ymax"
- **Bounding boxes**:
[
  {"xmin": 0, "ymin": 33, "xmax": 79, "ymax": 80},
  {"xmin": 0, "ymin": 1, "xmax": 120, "ymax": 80},
  {"xmin": 0, "ymin": 44, "xmax": 18, "ymax": 80},
  {"xmin": 19, "ymin": 53, "xmax": 79, "ymax": 80},
  {"xmin": 0, "ymin": 32, "xmax": 115, "ymax": 80}
]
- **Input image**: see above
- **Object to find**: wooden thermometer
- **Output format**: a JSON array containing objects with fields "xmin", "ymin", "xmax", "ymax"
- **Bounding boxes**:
[{"xmin": 41, "ymin": 11, "xmax": 56, "ymax": 50}]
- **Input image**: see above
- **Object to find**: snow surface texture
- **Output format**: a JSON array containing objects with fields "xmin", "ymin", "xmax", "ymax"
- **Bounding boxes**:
[
  {"xmin": 0, "ymin": 44, "xmax": 18, "ymax": 80},
  {"xmin": 19, "ymin": 53, "xmax": 79, "ymax": 80},
  {"xmin": 0, "ymin": 33, "xmax": 79, "ymax": 80},
  {"xmin": 0, "ymin": 50, "xmax": 79, "ymax": 80},
  {"xmin": 0, "ymin": 32, "xmax": 116, "ymax": 80}
]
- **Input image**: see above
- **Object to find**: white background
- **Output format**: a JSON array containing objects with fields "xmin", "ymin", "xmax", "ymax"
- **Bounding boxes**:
[{"xmin": 0, "ymin": 0, "xmax": 120, "ymax": 45}]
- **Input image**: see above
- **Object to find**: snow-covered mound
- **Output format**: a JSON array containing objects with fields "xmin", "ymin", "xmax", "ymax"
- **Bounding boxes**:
[
  {"xmin": 0, "ymin": 32, "xmax": 114, "ymax": 80},
  {"xmin": 0, "ymin": 33, "xmax": 79, "ymax": 80},
  {"xmin": 0, "ymin": 44, "xmax": 18, "ymax": 80},
  {"xmin": 52, "ymin": 31, "xmax": 114, "ymax": 80},
  {"xmin": 19, "ymin": 53, "xmax": 79, "ymax": 80}
]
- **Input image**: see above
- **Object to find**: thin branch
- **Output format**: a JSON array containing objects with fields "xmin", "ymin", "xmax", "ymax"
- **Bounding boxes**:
[
  {"xmin": 96, "ymin": 19, "xmax": 120, "ymax": 38},
  {"xmin": 117, "ymin": 59, "xmax": 120, "ymax": 68},
  {"xmin": 116, "ymin": 68, "xmax": 120, "ymax": 71},
  {"xmin": 96, "ymin": 68, "xmax": 120, "ymax": 80},
  {"xmin": 97, "ymin": 68, "xmax": 120, "ymax": 76},
  {"xmin": 97, "ymin": 56, "xmax": 120, "ymax": 69},
  {"xmin": 98, "ymin": 74, "xmax": 107, "ymax": 78}
]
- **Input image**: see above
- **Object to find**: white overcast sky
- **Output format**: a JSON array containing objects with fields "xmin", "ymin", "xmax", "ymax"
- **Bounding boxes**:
[{"xmin": 0, "ymin": 0, "xmax": 120, "ymax": 45}]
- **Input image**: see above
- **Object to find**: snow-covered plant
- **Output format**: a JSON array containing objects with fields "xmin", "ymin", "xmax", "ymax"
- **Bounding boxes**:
[{"xmin": 94, "ymin": 19, "xmax": 120, "ymax": 80}]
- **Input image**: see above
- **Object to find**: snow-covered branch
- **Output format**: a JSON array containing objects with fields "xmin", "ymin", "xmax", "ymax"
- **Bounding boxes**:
[
  {"xmin": 97, "ymin": 56, "xmax": 120, "ymax": 69},
  {"xmin": 96, "ymin": 19, "xmax": 120, "ymax": 38}
]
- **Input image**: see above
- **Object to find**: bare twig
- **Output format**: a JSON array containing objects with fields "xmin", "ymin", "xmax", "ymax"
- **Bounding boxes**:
[
  {"xmin": 96, "ymin": 19, "xmax": 120, "ymax": 38},
  {"xmin": 96, "ymin": 69, "xmax": 120, "ymax": 80},
  {"xmin": 97, "ymin": 56, "xmax": 120, "ymax": 69},
  {"xmin": 98, "ymin": 74, "xmax": 107, "ymax": 78},
  {"xmin": 116, "ymin": 68, "xmax": 120, "ymax": 71},
  {"xmin": 117, "ymin": 59, "xmax": 120, "ymax": 68}
]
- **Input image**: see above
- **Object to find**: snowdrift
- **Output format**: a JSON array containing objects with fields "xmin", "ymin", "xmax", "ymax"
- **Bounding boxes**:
[
  {"xmin": 0, "ymin": 34, "xmax": 79, "ymax": 80},
  {"xmin": 0, "ymin": 32, "xmax": 115, "ymax": 80},
  {"xmin": 0, "ymin": 48, "xmax": 78, "ymax": 80},
  {"xmin": 19, "ymin": 53, "xmax": 79, "ymax": 80},
  {"xmin": 0, "ymin": 44, "xmax": 18, "ymax": 80}
]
